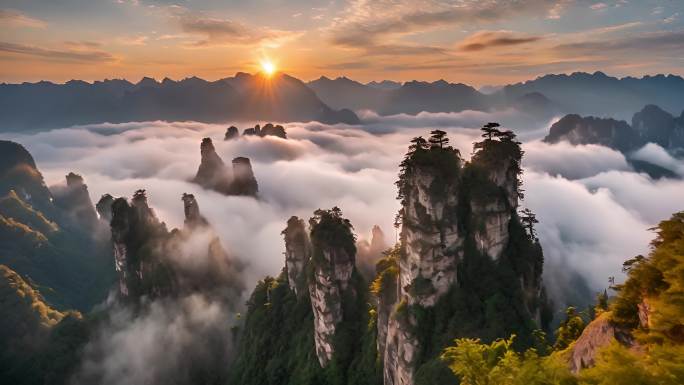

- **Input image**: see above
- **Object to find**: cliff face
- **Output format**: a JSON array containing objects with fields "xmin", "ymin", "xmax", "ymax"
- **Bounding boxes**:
[
  {"xmin": 379, "ymin": 130, "xmax": 546, "ymax": 385},
  {"xmin": 308, "ymin": 209, "xmax": 357, "ymax": 367},
  {"xmin": 399, "ymin": 160, "xmax": 462, "ymax": 307},
  {"xmin": 231, "ymin": 130, "xmax": 547, "ymax": 385},
  {"xmin": 282, "ymin": 216, "xmax": 310, "ymax": 297},
  {"xmin": 109, "ymin": 189, "xmax": 243, "ymax": 302},
  {"xmin": 110, "ymin": 189, "xmax": 171, "ymax": 298}
]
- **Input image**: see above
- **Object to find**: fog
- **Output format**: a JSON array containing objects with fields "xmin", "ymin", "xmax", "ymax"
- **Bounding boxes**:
[{"xmin": 3, "ymin": 110, "xmax": 683, "ymax": 305}]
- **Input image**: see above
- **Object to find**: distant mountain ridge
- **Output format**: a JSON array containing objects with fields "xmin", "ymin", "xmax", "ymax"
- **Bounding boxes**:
[
  {"xmin": 543, "ymin": 105, "xmax": 684, "ymax": 178},
  {"xmin": 2, "ymin": 71, "xmax": 682, "ymax": 131},
  {"xmin": 308, "ymin": 71, "xmax": 684, "ymax": 120},
  {"xmin": 0, "ymin": 73, "xmax": 359, "ymax": 131}
]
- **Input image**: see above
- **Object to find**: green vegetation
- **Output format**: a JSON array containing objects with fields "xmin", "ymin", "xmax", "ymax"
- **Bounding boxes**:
[
  {"xmin": 439, "ymin": 211, "xmax": 684, "ymax": 385},
  {"xmin": 441, "ymin": 336, "xmax": 574, "ymax": 385},
  {"xmin": 388, "ymin": 127, "xmax": 551, "ymax": 383},
  {"xmin": 229, "ymin": 208, "xmax": 381, "ymax": 385},
  {"xmin": 553, "ymin": 307, "xmax": 586, "ymax": 351},
  {"xmin": 0, "ymin": 189, "xmax": 115, "ymax": 311},
  {"xmin": 0, "ymin": 264, "xmax": 91, "ymax": 385},
  {"xmin": 610, "ymin": 211, "xmax": 684, "ymax": 342}
]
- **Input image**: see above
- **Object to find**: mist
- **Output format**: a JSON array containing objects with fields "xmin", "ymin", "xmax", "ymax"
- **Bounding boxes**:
[{"xmin": 3, "ymin": 110, "xmax": 683, "ymax": 307}]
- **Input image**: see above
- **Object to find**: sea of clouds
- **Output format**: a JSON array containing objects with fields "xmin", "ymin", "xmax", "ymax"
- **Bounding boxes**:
[{"xmin": 3, "ymin": 109, "xmax": 683, "ymax": 308}]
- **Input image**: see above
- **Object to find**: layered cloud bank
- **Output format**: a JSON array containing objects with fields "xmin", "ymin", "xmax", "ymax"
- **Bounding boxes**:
[{"xmin": 3, "ymin": 112, "xmax": 683, "ymax": 306}]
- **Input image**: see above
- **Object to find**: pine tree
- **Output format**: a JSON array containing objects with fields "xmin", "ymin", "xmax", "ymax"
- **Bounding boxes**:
[
  {"xmin": 481, "ymin": 122, "xmax": 501, "ymax": 140},
  {"xmin": 520, "ymin": 208, "xmax": 539, "ymax": 240},
  {"xmin": 428, "ymin": 130, "xmax": 449, "ymax": 148}
]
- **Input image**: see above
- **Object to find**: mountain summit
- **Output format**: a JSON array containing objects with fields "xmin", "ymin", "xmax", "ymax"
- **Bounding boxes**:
[{"xmin": 0, "ymin": 73, "xmax": 359, "ymax": 131}]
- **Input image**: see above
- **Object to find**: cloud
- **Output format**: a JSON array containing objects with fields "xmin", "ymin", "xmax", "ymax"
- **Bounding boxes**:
[
  {"xmin": 0, "ymin": 9, "xmax": 46, "ymax": 28},
  {"xmin": 457, "ymin": 30, "xmax": 543, "ymax": 52},
  {"xmin": 327, "ymin": 0, "xmax": 561, "ymax": 56},
  {"xmin": 3, "ymin": 111, "xmax": 682, "ymax": 313},
  {"xmin": 590, "ymin": 3, "xmax": 608, "ymax": 11},
  {"xmin": 0, "ymin": 41, "xmax": 115, "ymax": 63},
  {"xmin": 523, "ymin": 141, "xmax": 631, "ymax": 179},
  {"xmin": 630, "ymin": 143, "xmax": 684, "ymax": 177},
  {"xmin": 169, "ymin": 6, "xmax": 301, "ymax": 48},
  {"xmin": 321, "ymin": 61, "xmax": 373, "ymax": 70},
  {"xmin": 73, "ymin": 294, "xmax": 239, "ymax": 385},
  {"xmin": 64, "ymin": 41, "xmax": 103, "ymax": 49},
  {"xmin": 553, "ymin": 30, "xmax": 684, "ymax": 55},
  {"xmin": 663, "ymin": 13, "xmax": 679, "ymax": 24}
]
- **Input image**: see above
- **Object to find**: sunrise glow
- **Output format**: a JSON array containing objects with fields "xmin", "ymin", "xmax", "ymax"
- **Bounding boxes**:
[{"xmin": 261, "ymin": 60, "xmax": 276, "ymax": 77}]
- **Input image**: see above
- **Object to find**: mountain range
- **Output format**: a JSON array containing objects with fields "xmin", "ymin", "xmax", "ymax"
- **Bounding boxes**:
[
  {"xmin": 308, "ymin": 71, "xmax": 684, "ymax": 120},
  {"xmin": 0, "ymin": 73, "xmax": 359, "ymax": 131},
  {"xmin": 2, "ymin": 71, "xmax": 683, "ymax": 132}
]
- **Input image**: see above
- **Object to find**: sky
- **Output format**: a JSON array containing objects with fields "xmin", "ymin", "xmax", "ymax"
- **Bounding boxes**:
[{"xmin": 0, "ymin": 0, "xmax": 683, "ymax": 85}]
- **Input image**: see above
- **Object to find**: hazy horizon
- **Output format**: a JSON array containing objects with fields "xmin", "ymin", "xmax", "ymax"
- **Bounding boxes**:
[
  {"xmin": 1, "ymin": 1, "xmax": 683, "ymax": 85},
  {"xmin": 2, "ymin": 69, "xmax": 683, "ymax": 87}
]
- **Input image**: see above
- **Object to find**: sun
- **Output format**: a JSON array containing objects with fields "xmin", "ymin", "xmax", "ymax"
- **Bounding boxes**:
[{"xmin": 260, "ymin": 60, "xmax": 276, "ymax": 76}]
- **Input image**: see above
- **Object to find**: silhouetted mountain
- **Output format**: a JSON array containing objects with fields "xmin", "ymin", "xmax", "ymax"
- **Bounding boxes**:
[
  {"xmin": 632, "ymin": 104, "xmax": 684, "ymax": 152},
  {"xmin": 544, "ymin": 115, "xmax": 640, "ymax": 152},
  {"xmin": 366, "ymin": 80, "xmax": 402, "ymax": 90},
  {"xmin": 192, "ymin": 138, "xmax": 259, "ymax": 196},
  {"xmin": 307, "ymin": 72, "xmax": 684, "ymax": 120},
  {"xmin": 512, "ymin": 92, "xmax": 560, "ymax": 119},
  {"xmin": 544, "ymin": 105, "xmax": 684, "ymax": 178},
  {"xmin": 502, "ymin": 72, "xmax": 684, "ymax": 119},
  {"xmin": 308, "ymin": 77, "xmax": 489, "ymax": 115},
  {"xmin": 239, "ymin": 123, "xmax": 287, "ymax": 139},
  {"xmin": 0, "ymin": 73, "xmax": 359, "ymax": 131},
  {"xmin": 545, "ymin": 105, "xmax": 684, "ymax": 155},
  {"xmin": 308, "ymin": 76, "xmax": 387, "ymax": 111}
]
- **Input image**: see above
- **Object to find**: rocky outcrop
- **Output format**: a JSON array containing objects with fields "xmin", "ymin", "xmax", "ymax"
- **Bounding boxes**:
[
  {"xmin": 193, "ymin": 138, "xmax": 233, "ymax": 194},
  {"xmin": 110, "ymin": 189, "xmax": 170, "ymax": 298},
  {"xmin": 224, "ymin": 126, "xmax": 239, "ymax": 140},
  {"xmin": 281, "ymin": 216, "xmax": 310, "ymax": 296},
  {"xmin": 243, "ymin": 123, "xmax": 287, "ymax": 139},
  {"xmin": 568, "ymin": 312, "xmax": 634, "ymax": 373},
  {"xmin": 471, "ymin": 199, "xmax": 510, "ymax": 260},
  {"xmin": 95, "ymin": 194, "xmax": 115, "ymax": 223},
  {"xmin": 470, "ymin": 154, "xmax": 520, "ymax": 259},
  {"xmin": 399, "ymin": 168, "xmax": 462, "ymax": 307},
  {"xmin": 51, "ymin": 172, "xmax": 99, "ymax": 229},
  {"xmin": 191, "ymin": 138, "xmax": 259, "ymax": 196},
  {"xmin": 632, "ymin": 104, "xmax": 684, "ymax": 151},
  {"xmin": 308, "ymin": 209, "xmax": 357, "ymax": 367},
  {"xmin": 181, "ymin": 193, "xmax": 208, "ymax": 228},
  {"xmin": 545, "ymin": 105, "xmax": 684, "ymax": 156},
  {"xmin": 379, "ymin": 130, "xmax": 543, "ymax": 385},
  {"xmin": 357, "ymin": 224, "xmax": 389, "ymax": 279},
  {"xmin": 109, "ymin": 189, "xmax": 243, "ymax": 302},
  {"xmin": 383, "ymin": 308, "xmax": 419, "ymax": 385},
  {"xmin": 230, "ymin": 157, "xmax": 259, "ymax": 196},
  {"xmin": 544, "ymin": 114, "xmax": 640, "ymax": 153}
]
